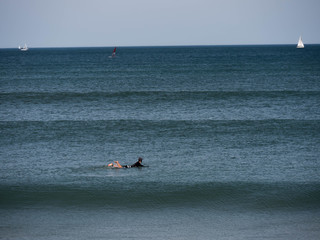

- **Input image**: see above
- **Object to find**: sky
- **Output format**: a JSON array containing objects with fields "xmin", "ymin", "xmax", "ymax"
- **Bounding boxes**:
[{"xmin": 0, "ymin": 0, "xmax": 320, "ymax": 48}]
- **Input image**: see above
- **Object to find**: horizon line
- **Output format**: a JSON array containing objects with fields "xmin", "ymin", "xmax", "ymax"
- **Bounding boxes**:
[{"xmin": 1, "ymin": 43, "xmax": 320, "ymax": 50}]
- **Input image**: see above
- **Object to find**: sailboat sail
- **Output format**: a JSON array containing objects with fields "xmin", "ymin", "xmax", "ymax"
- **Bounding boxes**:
[
  {"xmin": 297, "ymin": 36, "xmax": 304, "ymax": 48},
  {"xmin": 19, "ymin": 43, "xmax": 28, "ymax": 51},
  {"xmin": 112, "ymin": 47, "xmax": 116, "ymax": 57}
]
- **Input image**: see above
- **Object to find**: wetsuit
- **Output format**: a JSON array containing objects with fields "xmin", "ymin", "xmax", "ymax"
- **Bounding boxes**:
[
  {"xmin": 131, "ymin": 161, "xmax": 144, "ymax": 167},
  {"xmin": 123, "ymin": 161, "xmax": 144, "ymax": 168}
]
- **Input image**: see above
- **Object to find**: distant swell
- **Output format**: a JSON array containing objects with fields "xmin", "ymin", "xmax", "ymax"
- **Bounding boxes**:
[
  {"xmin": 1, "ymin": 90, "xmax": 319, "ymax": 103},
  {"xmin": 1, "ymin": 182, "xmax": 319, "ymax": 210}
]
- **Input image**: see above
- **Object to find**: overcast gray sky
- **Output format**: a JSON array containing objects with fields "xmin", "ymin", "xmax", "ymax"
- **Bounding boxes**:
[{"xmin": 1, "ymin": 0, "xmax": 319, "ymax": 48}]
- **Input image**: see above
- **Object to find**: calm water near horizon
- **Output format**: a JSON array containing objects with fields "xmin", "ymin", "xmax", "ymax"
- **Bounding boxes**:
[{"xmin": 1, "ymin": 45, "xmax": 320, "ymax": 239}]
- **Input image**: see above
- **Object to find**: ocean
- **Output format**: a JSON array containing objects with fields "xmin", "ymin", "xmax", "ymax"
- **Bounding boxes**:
[{"xmin": 1, "ymin": 45, "xmax": 320, "ymax": 239}]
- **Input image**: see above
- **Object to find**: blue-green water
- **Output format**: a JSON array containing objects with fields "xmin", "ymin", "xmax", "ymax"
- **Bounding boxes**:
[{"xmin": 1, "ymin": 45, "xmax": 320, "ymax": 239}]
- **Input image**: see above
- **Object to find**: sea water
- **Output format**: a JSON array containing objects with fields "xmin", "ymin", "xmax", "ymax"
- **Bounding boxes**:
[{"xmin": 1, "ymin": 45, "xmax": 320, "ymax": 239}]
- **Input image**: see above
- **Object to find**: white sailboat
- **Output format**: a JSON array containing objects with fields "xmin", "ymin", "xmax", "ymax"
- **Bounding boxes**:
[
  {"xmin": 19, "ymin": 44, "xmax": 28, "ymax": 51},
  {"xmin": 297, "ymin": 36, "xmax": 304, "ymax": 48}
]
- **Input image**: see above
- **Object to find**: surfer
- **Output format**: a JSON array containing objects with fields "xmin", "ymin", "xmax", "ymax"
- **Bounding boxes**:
[{"xmin": 108, "ymin": 157, "xmax": 144, "ymax": 168}]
